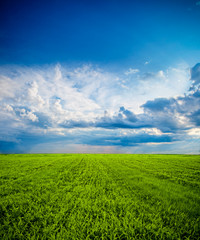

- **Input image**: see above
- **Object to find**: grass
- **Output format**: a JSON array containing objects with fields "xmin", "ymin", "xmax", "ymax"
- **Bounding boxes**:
[{"xmin": 0, "ymin": 154, "xmax": 200, "ymax": 239}]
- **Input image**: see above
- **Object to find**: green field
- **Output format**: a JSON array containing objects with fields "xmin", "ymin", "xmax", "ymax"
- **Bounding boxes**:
[{"xmin": 0, "ymin": 154, "xmax": 200, "ymax": 239}]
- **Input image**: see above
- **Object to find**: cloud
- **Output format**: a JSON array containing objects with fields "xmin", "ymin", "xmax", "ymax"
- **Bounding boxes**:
[
  {"xmin": 190, "ymin": 109, "xmax": 200, "ymax": 126},
  {"xmin": 196, "ymin": 1, "xmax": 200, "ymax": 6},
  {"xmin": 0, "ymin": 63, "xmax": 199, "ymax": 153},
  {"xmin": 141, "ymin": 98, "xmax": 176, "ymax": 112},
  {"xmin": 124, "ymin": 68, "xmax": 140, "ymax": 75},
  {"xmin": 140, "ymin": 86, "xmax": 200, "ymax": 133},
  {"xmin": 0, "ymin": 75, "xmax": 22, "ymax": 100},
  {"xmin": 190, "ymin": 63, "xmax": 200, "ymax": 91},
  {"xmin": 142, "ymin": 70, "xmax": 165, "ymax": 80},
  {"xmin": 119, "ymin": 106, "xmax": 137, "ymax": 122},
  {"xmin": 94, "ymin": 106, "xmax": 138, "ymax": 129},
  {"xmin": 83, "ymin": 132, "xmax": 174, "ymax": 147},
  {"xmin": 19, "ymin": 109, "xmax": 38, "ymax": 122}
]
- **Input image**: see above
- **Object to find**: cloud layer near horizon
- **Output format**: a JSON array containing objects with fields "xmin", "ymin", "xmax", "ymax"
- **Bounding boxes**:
[{"xmin": 0, "ymin": 63, "xmax": 199, "ymax": 153}]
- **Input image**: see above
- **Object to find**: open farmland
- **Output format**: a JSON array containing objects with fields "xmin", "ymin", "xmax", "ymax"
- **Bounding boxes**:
[{"xmin": 0, "ymin": 154, "xmax": 200, "ymax": 239}]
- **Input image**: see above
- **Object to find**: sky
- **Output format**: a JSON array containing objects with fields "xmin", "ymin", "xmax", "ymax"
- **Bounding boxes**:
[{"xmin": 0, "ymin": 0, "xmax": 200, "ymax": 153}]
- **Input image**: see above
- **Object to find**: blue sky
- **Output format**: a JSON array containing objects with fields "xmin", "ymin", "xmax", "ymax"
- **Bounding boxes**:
[{"xmin": 0, "ymin": 0, "xmax": 200, "ymax": 153}]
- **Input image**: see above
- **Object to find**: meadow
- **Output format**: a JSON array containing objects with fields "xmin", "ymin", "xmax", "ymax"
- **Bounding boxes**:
[{"xmin": 0, "ymin": 154, "xmax": 200, "ymax": 240}]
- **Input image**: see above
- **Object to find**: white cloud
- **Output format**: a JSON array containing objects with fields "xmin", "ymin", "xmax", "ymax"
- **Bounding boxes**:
[
  {"xmin": 138, "ymin": 67, "xmax": 190, "ymax": 99},
  {"xmin": 26, "ymin": 111, "xmax": 38, "ymax": 122},
  {"xmin": 125, "ymin": 68, "xmax": 140, "ymax": 75},
  {"xmin": 0, "ymin": 63, "xmax": 195, "ymax": 143},
  {"xmin": 19, "ymin": 108, "xmax": 38, "ymax": 122},
  {"xmin": 157, "ymin": 70, "xmax": 165, "ymax": 78},
  {"xmin": 187, "ymin": 128, "xmax": 200, "ymax": 137},
  {"xmin": 0, "ymin": 75, "xmax": 19, "ymax": 100},
  {"xmin": 1, "ymin": 104, "xmax": 14, "ymax": 112}
]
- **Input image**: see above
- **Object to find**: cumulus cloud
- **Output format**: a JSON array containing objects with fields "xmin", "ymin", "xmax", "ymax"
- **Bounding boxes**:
[
  {"xmin": 140, "ymin": 66, "xmax": 200, "ymax": 133},
  {"xmin": 0, "ymin": 63, "xmax": 199, "ymax": 153},
  {"xmin": 19, "ymin": 109, "xmax": 38, "ymax": 122}
]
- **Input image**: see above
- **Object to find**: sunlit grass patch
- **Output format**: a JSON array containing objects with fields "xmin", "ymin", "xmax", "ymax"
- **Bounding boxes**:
[{"xmin": 0, "ymin": 154, "xmax": 200, "ymax": 239}]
